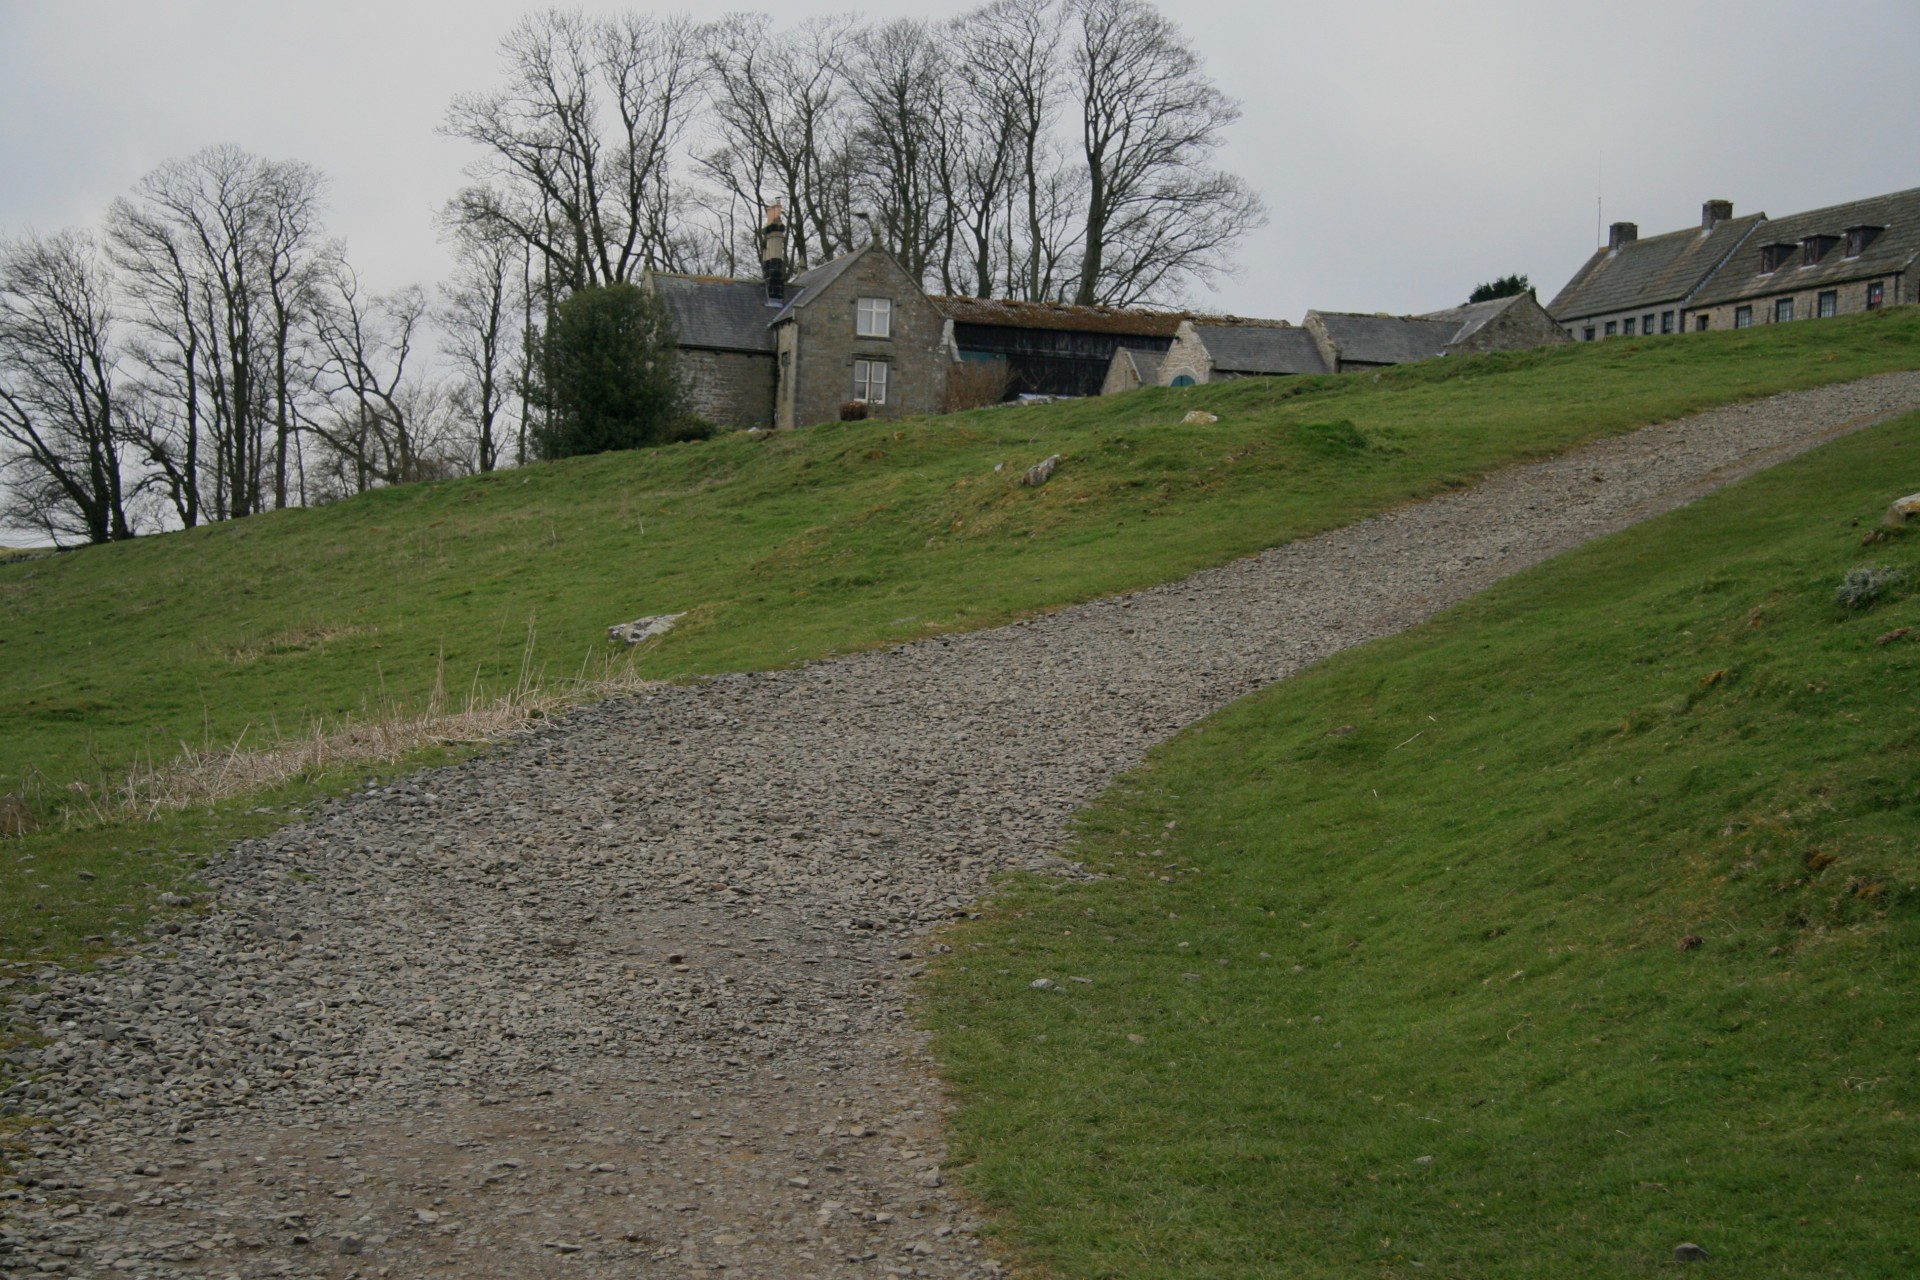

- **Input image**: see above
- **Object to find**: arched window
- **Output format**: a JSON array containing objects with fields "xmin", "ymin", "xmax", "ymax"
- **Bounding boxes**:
[{"xmin": 1170, "ymin": 374, "xmax": 1196, "ymax": 387}]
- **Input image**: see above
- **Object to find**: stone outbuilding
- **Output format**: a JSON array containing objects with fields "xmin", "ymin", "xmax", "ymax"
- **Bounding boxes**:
[
  {"xmin": 1301, "ymin": 294, "xmax": 1567, "ymax": 375},
  {"xmin": 1149, "ymin": 319, "xmax": 1330, "ymax": 385}
]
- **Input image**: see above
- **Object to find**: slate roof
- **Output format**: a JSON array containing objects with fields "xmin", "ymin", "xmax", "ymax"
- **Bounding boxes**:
[
  {"xmin": 650, "ymin": 273, "xmax": 778, "ymax": 353},
  {"xmin": 1546, "ymin": 213, "xmax": 1765, "ymax": 321},
  {"xmin": 1115, "ymin": 348, "xmax": 1164, "ymax": 383},
  {"xmin": 1687, "ymin": 187, "xmax": 1920, "ymax": 307},
  {"xmin": 769, "ymin": 250, "xmax": 869, "ymax": 325},
  {"xmin": 1195, "ymin": 323, "xmax": 1329, "ymax": 375},
  {"xmin": 1310, "ymin": 312, "xmax": 1462, "ymax": 366},
  {"xmin": 1420, "ymin": 295, "xmax": 1527, "ymax": 344}
]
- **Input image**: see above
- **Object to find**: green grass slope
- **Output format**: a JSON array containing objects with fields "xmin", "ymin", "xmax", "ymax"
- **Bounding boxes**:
[
  {"xmin": 925, "ymin": 414, "xmax": 1920, "ymax": 1278},
  {"xmin": 2, "ymin": 312, "xmax": 1918, "ymax": 965}
]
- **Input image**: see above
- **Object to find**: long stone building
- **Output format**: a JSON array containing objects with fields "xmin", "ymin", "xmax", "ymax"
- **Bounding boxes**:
[{"xmin": 1548, "ymin": 186, "xmax": 1920, "ymax": 339}]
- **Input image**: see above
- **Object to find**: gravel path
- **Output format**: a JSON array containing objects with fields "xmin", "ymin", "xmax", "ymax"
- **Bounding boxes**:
[{"xmin": 5, "ymin": 373, "xmax": 1920, "ymax": 1280}]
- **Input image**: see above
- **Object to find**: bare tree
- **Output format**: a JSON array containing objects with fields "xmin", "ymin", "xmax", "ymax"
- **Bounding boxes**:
[
  {"xmin": 0, "ymin": 230, "xmax": 135, "ymax": 545},
  {"xmin": 309, "ymin": 267, "xmax": 435, "ymax": 493},
  {"xmin": 106, "ymin": 146, "xmax": 329, "ymax": 522},
  {"xmin": 445, "ymin": 10, "xmax": 708, "ymax": 292},
  {"xmin": 436, "ymin": 220, "xmax": 521, "ymax": 473},
  {"xmin": 839, "ymin": 18, "xmax": 952, "ymax": 285},
  {"xmin": 957, "ymin": 0, "xmax": 1083, "ymax": 301},
  {"xmin": 700, "ymin": 12, "xmax": 859, "ymax": 273},
  {"xmin": 1067, "ymin": 0, "xmax": 1263, "ymax": 306}
]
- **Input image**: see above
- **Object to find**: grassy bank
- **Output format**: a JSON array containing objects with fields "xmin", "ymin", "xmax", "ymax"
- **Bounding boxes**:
[
  {"xmin": 924, "ymin": 414, "xmax": 1920, "ymax": 1277},
  {"xmin": 3, "ymin": 310, "xmax": 1919, "ymax": 965}
]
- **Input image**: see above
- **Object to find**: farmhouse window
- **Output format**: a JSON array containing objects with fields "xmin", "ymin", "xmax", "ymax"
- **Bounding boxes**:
[
  {"xmin": 853, "ymin": 358, "xmax": 888, "ymax": 404},
  {"xmin": 1817, "ymin": 290, "xmax": 1837, "ymax": 318},
  {"xmin": 856, "ymin": 297, "xmax": 893, "ymax": 338},
  {"xmin": 1734, "ymin": 306, "xmax": 1752, "ymax": 329},
  {"xmin": 1759, "ymin": 244, "xmax": 1795, "ymax": 274},
  {"xmin": 1775, "ymin": 297, "xmax": 1795, "ymax": 323},
  {"xmin": 1661, "ymin": 311, "xmax": 1675, "ymax": 333},
  {"xmin": 1582, "ymin": 326, "xmax": 1596, "ymax": 341},
  {"xmin": 1695, "ymin": 315, "xmax": 1710, "ymax": 332},
  {"xmin": 1643, "ymin": 313, "xmax": 1656, "ymax": 334},
  {"xmin": 1605, "ymin": 320, "xmax": 1618, "ymax": 336},
  {"xmin": 1867, "ymin": 281, "xmax": 1885, "ymax": 309},
  {"xmin": 1622, "ymin": 317, "xmax": 1636, "ymax": 336}
]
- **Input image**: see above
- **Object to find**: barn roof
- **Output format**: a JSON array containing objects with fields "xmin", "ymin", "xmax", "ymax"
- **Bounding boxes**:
[
  {"xmin": 1309, "ymin": 311, "xmax": 1462, "ymax": 365},
  {"xmin": 1195, "ymin": 322, "xmax": 1329, "ymax": 375},
  {"xmin": 935, "ymin": 296, "xmax": 1187, "ymax": 337}
]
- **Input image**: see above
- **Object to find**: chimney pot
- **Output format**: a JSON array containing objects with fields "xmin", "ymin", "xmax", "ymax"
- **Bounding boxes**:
[
  {"xmin": 761, "ymin": 204, "xmax": 788, "ymax": 302},
  {"xmin": 1608, "ymin": 221, "xmax": 1639, "ymax": 252},
  {"xmin": 1702, "ymin": 199, "xmax": 1733, "ymax": 230}
]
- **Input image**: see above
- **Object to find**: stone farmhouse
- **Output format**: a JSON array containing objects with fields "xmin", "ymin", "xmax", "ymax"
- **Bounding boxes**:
[
  {"xmin": 1549, "ymin": 187, "xmax": 1920, "ymax": 339},
  {"xmin": 649, "ymin": 212, "xmax": 950, "ymax": 431},
  {"xmin": 652, "ymin": 209, "xmax": 1568, "ymax": 431}
]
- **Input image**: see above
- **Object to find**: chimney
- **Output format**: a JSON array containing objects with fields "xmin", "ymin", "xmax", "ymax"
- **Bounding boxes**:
[
  {"xmin": 761, "ymin": 204, "xmax": 788, "ymax": 302},
  {"xmin": 1702, "ymin": 199, "xmax": 1733, "ymax": 230},
  {"xmin": 1608, "ymin": 221, "xmax": 1639, "ymax": 252}
]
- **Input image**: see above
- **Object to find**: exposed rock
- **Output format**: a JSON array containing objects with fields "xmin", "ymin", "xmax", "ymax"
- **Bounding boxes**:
[
  {"xmin": 1181, "ymin": 411, "xmax": 1220, "ymax": 425},
  {"xmin": 1884, "ymin": 491, "xmax": 1920, "ymax": 525},
  {"xmin": 1673, "ymin": 1242, "xmax": 1712, "ymax": 1262},
  {"xmin": 608, "ymin": 612, "xmax": 685, "ymax": 645},
  {"xmin": 1022, "ymin": 454, "xmax": 1060, "ymax": 487}
]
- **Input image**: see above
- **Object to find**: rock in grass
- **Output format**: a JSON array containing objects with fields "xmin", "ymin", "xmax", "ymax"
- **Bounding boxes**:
[
  {"xmin": 1181, "ymin": 411, "xmax": 1219, "ymax": 425},
  {"xmin": 608, "ymin": 612, "xmax": 685, "ymax": 645},
  {"xmin": 1022, "ymin": 455, "xmax": 1060, "ymax": 487},
  {"xmin": 1030, "ymin": 977, "xmax": 1056, "ymax": 990},
  {"xmin": 1673, "ymin": 1241, "xmax": 1711, "ymax": 1262},
  {"xmin": 1884, "ymin": 491, "xmax": 1920, "ymax": 525}
]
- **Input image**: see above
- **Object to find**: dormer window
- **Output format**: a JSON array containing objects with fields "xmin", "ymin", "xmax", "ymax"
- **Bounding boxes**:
[
  {"xmin": 1800, "ymin": 234, "xmax": 1839, "ymax": 266},
  {"xmin": 856, "ymin": 297, "xmax": 892, "ymax": 338},
  {"xmin": 1844, "ymin": 225, "xmax": 1885, "ymax": 257},
  {"xmin": 1758, "ymin": 243, "xmax": 1797, "ymax": 274}
]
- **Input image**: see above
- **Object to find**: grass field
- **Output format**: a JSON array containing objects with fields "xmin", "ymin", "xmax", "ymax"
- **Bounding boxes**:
[
  {"xmin": 923, "ymin": 414, "xmax": 1920, "ymax": 1278},
  {"xmin": 2, "ymin": 310, "xmax": 1919, "ymax": 967}
]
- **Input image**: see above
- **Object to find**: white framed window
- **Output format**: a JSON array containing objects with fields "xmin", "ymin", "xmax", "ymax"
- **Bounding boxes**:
[
  {"xmin": 855, "ymin": 296, "xmax": 892, "ymax": 338},
  {"xmin": 1817, "ymin": 290, "xmax": 1837, "ymax": 318},
  {"xmin": 1775, "ymin": 297, "xmax": 1795, "ymax": 323},
  {"xmin": 1734, "ymin": 305, "xmax": 1752, "ymax": 329},
  {"xmin": 853, "ymin": 358, "xmax": 888, "ymax": 404}
]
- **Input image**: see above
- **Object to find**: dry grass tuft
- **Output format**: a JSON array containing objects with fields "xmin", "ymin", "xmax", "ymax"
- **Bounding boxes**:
[{"xmin": 69, "ymin": 628, "xmax": 661, "ymax": 828}]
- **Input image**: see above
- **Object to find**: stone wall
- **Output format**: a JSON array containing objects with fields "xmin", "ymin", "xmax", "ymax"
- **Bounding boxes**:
[
  {"xmin": 781, "ymin": 248, "xmax": 952, "ymax": 429},
  {"xmin": 1156, "ymin": 321, "xmax": 1213, "ymax": 385},
  {"xmin": 1099, "ymin": 349, "xmax": 1146, "ymax": 395},
  {"xmin": 679, "ymin": 348, "xmax": 776, "ymax": 430}
]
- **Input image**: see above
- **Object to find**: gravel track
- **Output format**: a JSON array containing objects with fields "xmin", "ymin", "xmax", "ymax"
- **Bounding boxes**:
[{"xmin": 5, "ymin": 373, "xmax": 1920, "ymax": 1279}]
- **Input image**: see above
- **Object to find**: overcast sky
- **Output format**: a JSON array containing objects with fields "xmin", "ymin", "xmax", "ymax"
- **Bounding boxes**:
[{"xmin": 4, "ymin": 0, "xmax": 1920, "ymax": 322}]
